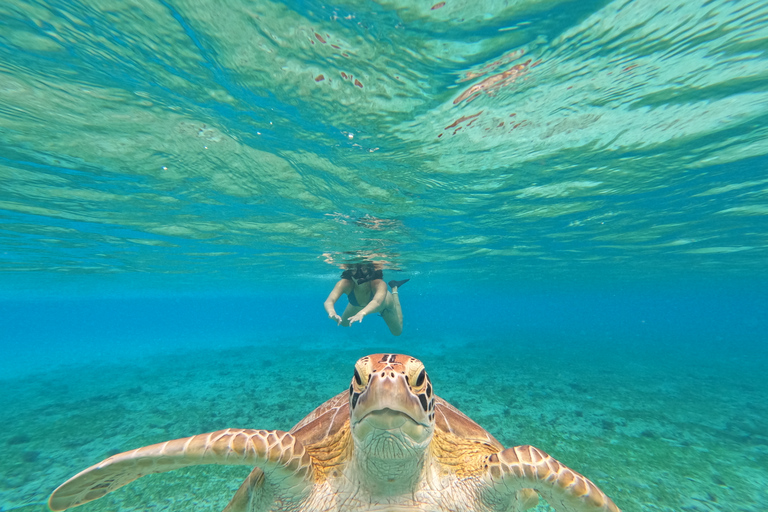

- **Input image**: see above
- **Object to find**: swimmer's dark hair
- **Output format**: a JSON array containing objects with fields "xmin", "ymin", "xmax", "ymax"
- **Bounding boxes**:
[{"xmin": 341, "ymin": 263, "xmax": 383, "ymax": 283}]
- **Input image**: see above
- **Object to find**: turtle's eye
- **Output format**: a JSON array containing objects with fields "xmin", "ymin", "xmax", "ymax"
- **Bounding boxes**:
[
  {"xmin": 352, "ymin": 366, "xmax": 371, "ymax": 390},
  {"xmin": 409, "ymin": 367, "xmax": 428, "ymax": 390}
]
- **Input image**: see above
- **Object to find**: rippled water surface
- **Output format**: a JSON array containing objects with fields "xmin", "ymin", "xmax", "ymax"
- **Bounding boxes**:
[{"xmin": 2, "ymin": 0, "xmax": 767, "ymax": 287}]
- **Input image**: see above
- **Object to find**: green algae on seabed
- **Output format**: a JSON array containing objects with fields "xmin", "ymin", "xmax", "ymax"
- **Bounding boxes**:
[{"xmin": 0, "ymin": 340, "xmax": 765, "ymax": 512}]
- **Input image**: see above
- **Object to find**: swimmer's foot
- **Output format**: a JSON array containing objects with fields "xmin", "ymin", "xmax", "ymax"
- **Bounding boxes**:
[{"xmin": 388, "ymin": 279, "xmax": 410, "ymax": 291}]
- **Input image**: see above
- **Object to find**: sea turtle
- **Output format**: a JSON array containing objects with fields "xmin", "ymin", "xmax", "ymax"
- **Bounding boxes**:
[{"xmin": 49, "ymin": 353, "xmax": 621, "ymax": 512}]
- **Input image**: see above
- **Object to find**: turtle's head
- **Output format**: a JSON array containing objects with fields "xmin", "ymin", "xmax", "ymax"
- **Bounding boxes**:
[{"xmin": 349, "ymin": 354, "xmax": 435, "ymax": 456}]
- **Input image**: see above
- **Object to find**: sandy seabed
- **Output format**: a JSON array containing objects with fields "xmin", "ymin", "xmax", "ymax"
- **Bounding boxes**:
[{"xmin": 1, "ymin": 335, "xmax": 765, "ymax": 512}]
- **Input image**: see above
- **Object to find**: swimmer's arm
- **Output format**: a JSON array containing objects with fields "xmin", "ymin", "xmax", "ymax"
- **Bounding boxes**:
[
  {"xmin": 324, "ymin": 279, "xmax": 352, "ymax": 321},
  {"xmin": 367, "ymin": 280, "xmax": 388, "ymax": 311}
]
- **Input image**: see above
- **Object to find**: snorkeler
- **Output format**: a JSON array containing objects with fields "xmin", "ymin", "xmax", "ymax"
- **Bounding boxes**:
[{"xmin": 323, "ymin": 263, "xmax": 409, "ymax": 336}]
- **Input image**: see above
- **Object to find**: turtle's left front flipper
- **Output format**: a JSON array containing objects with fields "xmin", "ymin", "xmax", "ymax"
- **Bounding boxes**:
[
  {"xmin": 49, "ymin": 428, "xmax": 313, "ymax": 511},
  {"xmin": 482, "ymin": 445, "xmax": 621, "ymax": 512}
]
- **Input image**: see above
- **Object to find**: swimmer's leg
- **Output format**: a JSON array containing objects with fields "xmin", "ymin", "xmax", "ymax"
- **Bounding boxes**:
[
  {"xmin": 381, "ymin": 291, "xmax": 403, "ymax": 336},
  {"xmin": 339, "ymin": 303, "xmax": 361, "ymax": 327}
]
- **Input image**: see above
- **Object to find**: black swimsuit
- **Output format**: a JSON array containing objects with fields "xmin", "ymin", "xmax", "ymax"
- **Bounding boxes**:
[{"xmin": 348, "ymin": 289, "xmax": 373, "ymax": 307}]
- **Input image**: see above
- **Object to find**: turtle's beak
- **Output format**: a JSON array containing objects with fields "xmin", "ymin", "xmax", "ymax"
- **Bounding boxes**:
[{"xmin": 352, "ymin": 371, "xmax": 429, "ymax": 428}]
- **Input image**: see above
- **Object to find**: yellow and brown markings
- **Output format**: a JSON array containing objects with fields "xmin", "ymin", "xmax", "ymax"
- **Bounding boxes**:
[
  {"xmin": 431, "ymin": 428, "xmax": 499, "ymax": 478},
  {"xmin": 305, "ymin": 422, "xmax": 352, "ymax": 481}
]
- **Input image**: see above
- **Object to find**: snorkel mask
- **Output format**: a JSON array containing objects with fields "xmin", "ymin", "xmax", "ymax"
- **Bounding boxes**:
[{"xmin": 351, "ymin": 264, "xmax": 375, "ymax": 285}]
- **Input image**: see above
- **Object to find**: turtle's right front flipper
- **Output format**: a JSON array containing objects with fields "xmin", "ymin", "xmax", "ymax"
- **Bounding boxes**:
[
  {"xmin": 483, "ymin": 445, "xmax": 620, "ymax": 512},
  {"xmin": 48, "ymin": 428, "xmax": 314, "ymax": 511}
]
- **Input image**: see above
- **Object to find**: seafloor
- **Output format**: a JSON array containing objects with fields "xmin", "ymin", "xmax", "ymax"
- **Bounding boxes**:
[{"xmin": 1, "ymin": 335, "xmax": 765, "ymax": 512}]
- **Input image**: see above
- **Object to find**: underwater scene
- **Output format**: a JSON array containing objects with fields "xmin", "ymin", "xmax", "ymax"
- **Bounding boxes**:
[{"xmin": 1, "ymin": 0, "xmax": 767, "ymax": 511}]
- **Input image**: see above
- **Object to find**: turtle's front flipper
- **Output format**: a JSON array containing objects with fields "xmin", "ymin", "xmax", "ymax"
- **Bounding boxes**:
[
  {"xmin": 483, "ymin": 445, "xmax": 620, "ymax": 512},
  {"xmin": 49, "ymin": 429, "xmax": 314, "ymax": 511}
]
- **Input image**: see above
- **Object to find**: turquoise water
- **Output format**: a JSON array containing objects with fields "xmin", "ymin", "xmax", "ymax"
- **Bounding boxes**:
[{"xmin": 1, "ymin": 0, "xmax": 767, "ymax": 511}]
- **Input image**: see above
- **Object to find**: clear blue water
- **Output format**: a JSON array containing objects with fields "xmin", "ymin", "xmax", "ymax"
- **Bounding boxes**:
[{"xmin": 1, "ymin": 0, "xmax": 767, "ymax": 511}]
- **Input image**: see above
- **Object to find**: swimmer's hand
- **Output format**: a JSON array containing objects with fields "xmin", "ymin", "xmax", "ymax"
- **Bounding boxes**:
[
  {"xmin": 348, "ymin": 312, "xmax": 366, "ymax": 325},
  {"xmin": 328, "ymin": 313, "xmax": 342, "ymax": 325}
]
